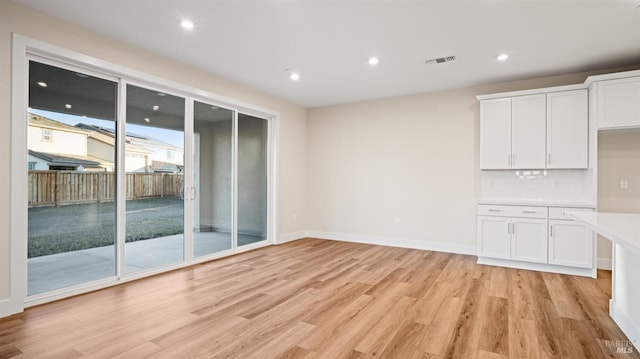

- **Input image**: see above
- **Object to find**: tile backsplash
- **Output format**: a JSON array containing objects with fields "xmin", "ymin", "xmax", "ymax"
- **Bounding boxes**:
[{"xmin": 480, "ymin": 169, "xmax": 595, "ymax": 203}]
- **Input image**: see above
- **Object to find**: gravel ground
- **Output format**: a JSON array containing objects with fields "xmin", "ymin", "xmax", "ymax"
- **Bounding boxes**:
[{"xmin": 28, "ymin": 197, "xmax": 184, "ymax": 258}]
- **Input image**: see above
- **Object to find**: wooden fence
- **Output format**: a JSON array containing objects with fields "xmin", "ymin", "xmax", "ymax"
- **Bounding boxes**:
[{"xmin": 28, "ymin": 171, "xmax": 183, "ymax": 207}]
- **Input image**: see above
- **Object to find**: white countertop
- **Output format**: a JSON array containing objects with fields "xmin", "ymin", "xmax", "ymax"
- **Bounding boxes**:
[
  {"xmin": 478, "ymin": 199, "xmax": 596, "ymax": 208},
  {"xmin": 567, "ymin": 212, "xmax": 640, "ymax": 254}
]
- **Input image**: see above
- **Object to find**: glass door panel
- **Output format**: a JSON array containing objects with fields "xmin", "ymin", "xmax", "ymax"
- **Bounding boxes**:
[
  {"xmin": 27, "ymin": 60, "xmax": 118, "ymax": 295},
  {"xmin": 125, "ymin": 84, "xmax": 185, "ymax": 273},
  {"xmin": 237, "ymin": 114, "xmax": 268, "ymax": 246},
  {"xmin": 193, "ymin": 102, "xmax": 234, "ymax": 257}
]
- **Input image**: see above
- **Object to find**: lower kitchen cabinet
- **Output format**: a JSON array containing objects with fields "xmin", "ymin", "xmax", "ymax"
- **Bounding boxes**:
[
  {"xmin": 477, "ymin": 204, "xmax": 595, "ymax": 275},
  {"xmin": 548, "ymin": 219, "xmax": 593, "ymax": 268}
]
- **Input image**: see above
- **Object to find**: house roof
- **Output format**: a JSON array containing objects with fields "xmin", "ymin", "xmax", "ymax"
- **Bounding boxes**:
[
  {"xmin": 76, "ymin": 123, "xmax": 178, "ymax": 152},
  {"xmin": 29, "ymin": 150, "xmax": 103, "ymax": 168},
  {"xmin": 28, "ymin": 114, "xmax": 89, "ymax": 135},
  {"xmin": 77, "ymin": 124, "xmax": 152, "ymax": 154}
]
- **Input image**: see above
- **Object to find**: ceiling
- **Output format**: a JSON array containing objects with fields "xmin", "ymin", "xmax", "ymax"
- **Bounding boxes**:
[{"xmin": 13, "ymin": 0, "xmax": 640, "ymax": 108}]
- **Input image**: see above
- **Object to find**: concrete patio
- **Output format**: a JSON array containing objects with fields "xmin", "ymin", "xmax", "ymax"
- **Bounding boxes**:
[{"xmin": 28, "ymin": 232, "xmax": 265, "ymax": 295}]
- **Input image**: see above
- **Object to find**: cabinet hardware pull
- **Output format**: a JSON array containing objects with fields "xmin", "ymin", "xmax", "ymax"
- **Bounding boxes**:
[
  {"xmin": 548, "ymin": 153, "xmax": 551, "ymax": 165},
  {"xmin": 507, "ymin": 223, "xmax": 512, "ymax": 234},
  {"xmin": 550, "ymin": 225, "xmax": 553, "ymax": 237},
  {"xmin": 523, "ymin": 210, "xmax": 536, "ymax": 214},
  {"xmin": 488, "ymin": 209, "xmax": 501, "ymax": 212}
]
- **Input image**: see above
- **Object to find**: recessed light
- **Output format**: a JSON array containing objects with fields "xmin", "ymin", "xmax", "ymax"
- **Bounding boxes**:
[
  {"xmin": 157, "ymin": 92, "xmax": 166, "ymax": 97},
  {"xmin": 289, "ymin": 72, "xmax": 300, "ymax": 81},
  {"xmin": 65, "ymin": 104, "xmax": 72, "ymax": 109},
  {"xmin": 180, "ymin": 19, "xmax": 194, "ymax": 31},
  {"xmin": 153, "ymin": 105, "xmax": 159, "ymax": 111},
  {"xmin": 496, "ymin": 53, "xmax": 509, "ymax": 62},
  {"xmin": 76, "ymin": 72, "xmax": 89, "ymax": 78},
  {"xmin": 144, "ymin": 118, "xmax": 150, "ymax": 123},
  {"xmin": 37, "ymin": 82, "xmax": 47, "ymax": 88},
  {"xmin": 210, "ymin": 106, "xmax": 219, "ymax": 110},
  {"xmin": 368, "ymin": 57, "xmax": 379, "ymax": 66}
]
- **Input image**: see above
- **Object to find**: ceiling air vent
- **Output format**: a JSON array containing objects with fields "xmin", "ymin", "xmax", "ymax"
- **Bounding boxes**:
[{"xmin": 425, "ymin": 56, "xmax": 456, "ymax": 65}]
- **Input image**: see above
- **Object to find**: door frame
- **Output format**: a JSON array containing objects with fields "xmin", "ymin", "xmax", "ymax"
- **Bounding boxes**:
[{"xmin": 6, "ymin": 34, "xmax": 279, "ymax": 315}]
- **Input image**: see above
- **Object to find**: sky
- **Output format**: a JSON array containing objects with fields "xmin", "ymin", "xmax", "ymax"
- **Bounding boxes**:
[{"xmin": 30, "ymin": 109, "xmax": 185, "ymax": 148}]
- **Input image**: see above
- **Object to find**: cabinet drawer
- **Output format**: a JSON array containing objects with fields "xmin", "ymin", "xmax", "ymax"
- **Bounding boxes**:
[
  {"xmin": 478, "ymin": 205, "xmax": 547, "ymax": 219},
  {"xmin": 549, "ymin": 207, "xmax": 593, "ymax": 220}
]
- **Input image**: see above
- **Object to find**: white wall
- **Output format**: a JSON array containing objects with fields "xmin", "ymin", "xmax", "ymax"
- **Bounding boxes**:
[
  {"xmin": 0, "ymin": 0, "xmax": 308, "ymax": 302},
  {"xmin": 27, "ymin": 126, "xmax": 87, "ymax": 155},
  {"xmin": 597, "ymin": 130, "xmax": 640, "ymax": 262},
  {"xmin": 27, "ymin": 154, "xmax": 48, "ymax": 170},
  {"xmin": 307, "ymin": 68, "xmax": 640, "ymax": 252}
]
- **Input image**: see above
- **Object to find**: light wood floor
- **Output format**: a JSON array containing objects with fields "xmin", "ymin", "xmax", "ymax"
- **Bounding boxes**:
[{"xmin": 0, "ymin": 238, "xmax": 637, "ymax": 358}]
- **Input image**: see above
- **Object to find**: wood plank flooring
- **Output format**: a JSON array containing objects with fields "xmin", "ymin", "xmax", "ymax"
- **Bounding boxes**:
[{"xmin": 0, "ymin": 238, "xmax": 637, "ymax": 358}]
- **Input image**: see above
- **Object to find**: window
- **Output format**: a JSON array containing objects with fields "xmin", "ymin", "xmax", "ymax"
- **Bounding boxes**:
[
  {"xmin": 42, "ymin": 129, "xmax": 52, "ymax": 142},
  {"xmin": 28, "ymin": 162, "xmax": 36, "ymax": 170}
]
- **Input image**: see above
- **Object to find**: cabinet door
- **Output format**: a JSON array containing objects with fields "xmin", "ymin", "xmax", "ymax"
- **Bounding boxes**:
[
  {"xmin": 547, "ymin": 90, "xmax": 588, "ymax": 169},
  {"xmin": 480, "ymin": 98, "xmax": 511, "ymax": 169},
  {"xmin": 478, "ymin": 216, "xmax": 510, "ymax": 259},
  {"xmin": 548, "ymin": 220, "xmax": 593, "ymax": 268},
  {"xmin": 597, "ymin": 77, "xmax": 640, "ymax": 129},
  {"xmin": 511, "ymin": 218, "xmax": 548, "ymax": 263},
  {"xmin": 511, "ymin": 94, "xmax": 546, "ymax": 169}
]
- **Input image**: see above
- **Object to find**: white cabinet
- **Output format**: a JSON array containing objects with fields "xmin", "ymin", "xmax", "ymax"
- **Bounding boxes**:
[
  {"xmin": 548, "ymin": 207, "xmax": 594, "ymax": 268},
  {"xmin": 478, "ymin": 216, "xmax": 510, "ymax": 259},
  {"xmin": 478, "ymin": 205, "xmax": 595, "ymax": 272},
  {"xmin": 596, "ymin": 77, "xmax": 640, "ymax": 129},
  {"xmin": 511, "ymin": 218, "xmax": 548, "ymax": 263},
  {"xmin": 547, "ymin": 90, "xmax": 588, "ymax": 168},
  {"xmin": 511, "ymin": 94, "xmax": 546, "ymax": 169},
  {"xmin": 480, "ymin": 98, "xmax": 511, "ymax": 169},
  {"xmin": 479, "ymin": 88, "xmax": 589, "ymax": 170},
  {"xmin": 477, "ymin": 205, "xmax": 548, "ymax": 264},
  {"xmin": 480, "ymin": 95, "xmax": 546, "ymax": 170}
]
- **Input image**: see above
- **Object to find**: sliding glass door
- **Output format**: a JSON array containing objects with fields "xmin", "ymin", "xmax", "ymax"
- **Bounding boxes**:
[
  {"xmin": 27, "ymin": 60, "xmax": 118, "ymax": 295},
  {"xmin": 124, "ymin": 84, "xmax": 185, "ymax": 273},
  {"xmin": 237, "ymin": 114, "xmax": 269, "ymax": 246},
  {"xmin": 193, "ymin": 102, "xmax": 234, "ymax": 257},
  {"xmin": 24, "ymin": 55, "xmax": 272, "ymax": 299}
]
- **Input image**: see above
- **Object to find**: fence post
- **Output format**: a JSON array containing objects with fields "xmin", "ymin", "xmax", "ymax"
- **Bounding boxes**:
[{"xmin": 54, "ymin": 171, "xmax": 61, "ymax": 207}]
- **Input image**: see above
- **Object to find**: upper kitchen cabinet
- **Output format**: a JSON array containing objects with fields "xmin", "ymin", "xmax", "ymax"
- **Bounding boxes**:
[
  {"xmin": 547, "ymin": 90, "xmax": 588, "ymax": 169},
  {"xmin": 480, "ymin": 98, "xmax": 511, "ymax": 169},
  {"xmin": 595, "ymin": 76, "xmax": 640, "ymax": 130},
  {"xmin": 479, "ymin": 95, "xmax": 546, "ymax": 170},
  {"xmin": 478, "ymin": 86, "xmax": 589, "ymax": 170},
  {"xmin": 511, "ymin": 94, "xmax": 546, "ymax": 169}
]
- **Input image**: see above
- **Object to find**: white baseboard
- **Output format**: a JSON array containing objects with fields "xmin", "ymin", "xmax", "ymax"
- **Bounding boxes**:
[
  {"xmin": 598, "ymin": 257, "xmax": 613, "ymax": 270},
  {"xmin": 477, "ymin": 256, "xmax": 596, "ymax": 278},
  {"xmin": 306, "ymin": 230, "xmax": 477, "ymax": 256},
  {"xmin": 276, "ymin": 231, "xmax": 308, "ymax": 245},
  {"xmin": 610, "ymin": 299, "xmax": 640, "ymax": 351},
  {"xmin": 0, "ymin": 298, "xmax": 23, "ymax": 319}
]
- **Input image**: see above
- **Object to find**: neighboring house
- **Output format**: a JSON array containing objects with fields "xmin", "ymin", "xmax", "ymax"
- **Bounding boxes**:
[
  {"xmin": 77, "ymin": 123, "xmax": 184, "ymax": 173},
  {"xmin": 28, "ymin": 114, "xmax": 87, "ymax": 157},
  {"xmin": 80, "ymin": 125, "xmax": 152, "ymax": 172},
  {"xmin": 28, "ymin": 114, "xmax": 180, "ymax": 173},
  {"xmin": 28, "ymin": 150, "xmax": 102, "ymax": 171},
  {"xmin": 27, "ymin": 114, "xmax": 111, "ymax": 171}
]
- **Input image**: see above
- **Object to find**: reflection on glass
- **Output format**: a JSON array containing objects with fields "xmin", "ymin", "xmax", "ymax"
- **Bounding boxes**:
[
  {"xmin": 125, "ymin": 85, "xmax": 185, "ymax": 273},
  {"xmin": 27, "ymin": 61, "xmax": 118, "ymax": 295},
  {"xmin": 193, "ymin": 102, "xmax": 234, "ymax": 256},
  {"xmin": 237, "ymin": 114, "xmax": 268, "ymax": 246}
]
